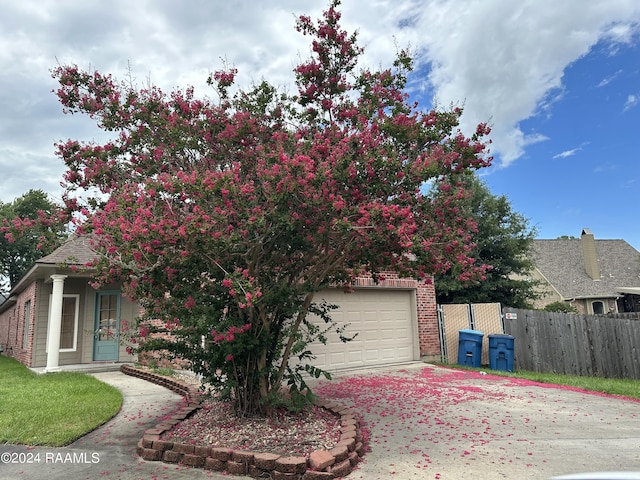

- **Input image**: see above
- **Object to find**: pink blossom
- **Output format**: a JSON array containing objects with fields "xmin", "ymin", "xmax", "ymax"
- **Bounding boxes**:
[{"xmin": 184, "ymin": 296, "xmax": 196, "ymax": 309}]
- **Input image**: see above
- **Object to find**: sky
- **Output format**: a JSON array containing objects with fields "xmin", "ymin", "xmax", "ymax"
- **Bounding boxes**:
[{"xmin": 1, "ymin": 0, "xmax": 639, "ymax": 251}]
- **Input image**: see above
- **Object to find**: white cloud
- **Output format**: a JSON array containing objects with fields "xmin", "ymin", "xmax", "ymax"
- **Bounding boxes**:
[
  {"xmin": 410, "ymin": 0, "xmax": 640, "ymax": 167},
  {"xmin": 598, "ymin": 69, "xmax": 623, "ymax": 87},
  {"xmin": 623, "ymin": 93, "xmax": 639, "ymax": 111},
  {"xmin": 593, "ymin": 162, "xmax": 618, "ymax": 173},
  {"xmin": 1, "ymin": 0, "xmax": 640, "ymax": 203},
  {"xmin": 602, "ymin": 21, "xmax": 640, "ymax": 45},
  {"xmin": 552, "ymin": 142, "xmax": 590, "ymax": 159},
  {"xmin": 553, "ymin": 148, "xmax": 579, "ymax": 159}
]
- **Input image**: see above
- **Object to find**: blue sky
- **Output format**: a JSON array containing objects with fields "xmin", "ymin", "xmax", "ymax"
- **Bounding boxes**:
[
  {"xmin": 0, "ymin": 0, "xmax": 639, "ymax": 251},
  {"xmin": 481, "ymin": 39, "xmax": 640, "ymax": 250}
]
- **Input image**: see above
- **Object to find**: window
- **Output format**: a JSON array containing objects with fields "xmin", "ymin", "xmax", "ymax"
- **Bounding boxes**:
[
  {"xmin": 47, "ymin": 294, "xmax": 79, "ymax": 352},
  {"xmin": 60, "ymin": 296, "xmax": 78, "ymax": 349},
  {"xmin": 592, "ymin": 301, "xmax": 605, "ymax": 315},
  {"xmin": 97, "ymin": 293, "xmax": 120, "ymax": 340},
  {"xmin": 23, "ymin": 300, "xmax": 31, "ymax": 350}
]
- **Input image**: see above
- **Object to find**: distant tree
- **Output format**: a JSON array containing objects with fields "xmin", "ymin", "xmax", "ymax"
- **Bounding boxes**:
[
  {"xmin": 542, "ymin": 301, "xmax": 577, "ymax": 313},
  {"xmin": 0, "ymin": 189, "xmax": 68, "ymax": 292},
  {"xmin": 433, "ymin": 174, "xmax": 538, "ymax": 308},
  {"xmin": 50, "ymin": 1, "xmax": 492, "ymax": 416}
]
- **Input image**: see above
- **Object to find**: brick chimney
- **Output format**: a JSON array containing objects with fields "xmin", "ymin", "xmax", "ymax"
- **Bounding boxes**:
[{"xmin": 581, "ymin": 228, "xmax": 600, "ymax": 280}]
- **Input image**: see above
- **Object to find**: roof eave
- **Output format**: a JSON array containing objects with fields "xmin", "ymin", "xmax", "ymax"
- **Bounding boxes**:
[{"xmin": 9, "ymin": 261, "xmax": 96, "ymax": 296}]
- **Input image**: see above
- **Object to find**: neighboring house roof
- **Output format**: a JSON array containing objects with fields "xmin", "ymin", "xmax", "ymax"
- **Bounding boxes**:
[{"xmin": 532, "ymin": 231, "xmax": 640, "ymax": 300}]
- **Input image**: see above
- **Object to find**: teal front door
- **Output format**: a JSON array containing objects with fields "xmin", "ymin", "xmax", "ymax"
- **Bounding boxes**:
[{"xmin": 93, "ymin": 291, "xmax": 121, "ymax": 361}]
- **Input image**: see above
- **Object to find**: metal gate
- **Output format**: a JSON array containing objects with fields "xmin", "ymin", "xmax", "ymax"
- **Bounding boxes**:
[{"xmin": 437, "ymin": 303, "xmax": 504, "ymax": 364}]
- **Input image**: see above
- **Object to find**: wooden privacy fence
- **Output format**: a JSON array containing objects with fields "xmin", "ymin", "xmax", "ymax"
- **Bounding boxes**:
[{"xmin": 503, "ymin": 308, "xmax": 640, "ymax": 379}]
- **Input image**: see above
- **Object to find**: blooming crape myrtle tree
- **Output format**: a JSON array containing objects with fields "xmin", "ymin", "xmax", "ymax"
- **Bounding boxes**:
[{"xmin": 51, "ymin": 0, "xmax": 491, "ymax": 416}]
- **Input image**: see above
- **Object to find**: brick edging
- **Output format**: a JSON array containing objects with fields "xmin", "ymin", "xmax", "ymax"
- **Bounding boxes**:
[
  {"xmin": 121, "ymin": 365, "xmax": 367, "ymax": 479},
  {"xmin": 120, "ymin": 364, "xmax": 203, "ymax": 405}
]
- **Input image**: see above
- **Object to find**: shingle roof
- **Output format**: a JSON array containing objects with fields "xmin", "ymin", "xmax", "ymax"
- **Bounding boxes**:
[
  {"xmin": 37, "ymin": 235, "xmax": 97, "ymax": 266},
  {"xmin": 2, "ymin": 235, "xmax": 98, "ymax": 302},
  {"xmin": 532, "ymin": 238, "xmax": 640, "ymax": 299}
]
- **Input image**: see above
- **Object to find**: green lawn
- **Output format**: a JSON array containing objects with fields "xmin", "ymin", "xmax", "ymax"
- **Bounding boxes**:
[
  {"xmin": 487, "ymin": 368, "xmax": 640, "ymax": 399},
  {"xmin": 0, "ymin": 356, "xmax": 123, "ymax": 446},
  {"xmin": 445, "ymin": 363, "xmax": 640, "ymax": 400}
]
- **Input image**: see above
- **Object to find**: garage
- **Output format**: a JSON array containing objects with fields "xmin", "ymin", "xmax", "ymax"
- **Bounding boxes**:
[{"xmin": 306, "ymin": 288, "xmax": 418, "ymax": 371}]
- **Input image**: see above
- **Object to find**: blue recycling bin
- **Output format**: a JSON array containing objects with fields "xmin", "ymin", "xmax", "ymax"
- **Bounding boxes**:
[
  {"xmin": 488, "ymin": 334, "xmax": 515, "ymax": 372},
  {"xmin": 457, "ymin": 329, "xmax": 484, "ymax": 367}
]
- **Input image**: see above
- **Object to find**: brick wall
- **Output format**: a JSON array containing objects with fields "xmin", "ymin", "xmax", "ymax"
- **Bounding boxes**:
[
  {"xmin": 0, "ymin": 281, "xmax": 38, "ymax": 367},
  {"xmin": 0, "ymin": 301, "xmax": 14, "ymax": 356},
  {"xmin": 136, "ymin": 318, "xmax": 191, "ymax": 369}
]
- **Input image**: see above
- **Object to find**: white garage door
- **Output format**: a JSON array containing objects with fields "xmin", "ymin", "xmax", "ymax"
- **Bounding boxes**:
[{"xmin": 306, "ymin": 288, "xmax": 416, "ymax": 371}]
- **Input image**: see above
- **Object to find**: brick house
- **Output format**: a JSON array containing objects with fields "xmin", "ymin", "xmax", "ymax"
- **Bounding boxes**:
[
  {"xmin": 529, "ymin": 228, "xmax": 640, "ymax": 314},
  {"xmin": 0, "ymin": 236, "xmax": 439, "ymax": 372},
  {"xmin": 0, "ymin": 236, "xmax": 137, "ymax": 371}
]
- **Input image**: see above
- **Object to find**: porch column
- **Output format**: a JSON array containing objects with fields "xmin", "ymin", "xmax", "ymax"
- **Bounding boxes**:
[{"xmin": 44, "ymin": 274, "xmax": 67, "ymax": 373}]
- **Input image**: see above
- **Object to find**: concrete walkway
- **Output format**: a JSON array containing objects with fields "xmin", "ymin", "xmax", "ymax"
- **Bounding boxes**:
[{"xmin": 2, "ymin": 364, "xmax": 640, "ymax": 479}]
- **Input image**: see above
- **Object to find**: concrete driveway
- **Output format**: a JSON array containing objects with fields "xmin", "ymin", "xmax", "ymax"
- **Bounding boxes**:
[
  {"xmin": 313, "ymin": 363, "xmax": 640, "ymax": 479},
  {"xmin": 2, "ymin": 363, "xmax": 639, "ymax": 480}
]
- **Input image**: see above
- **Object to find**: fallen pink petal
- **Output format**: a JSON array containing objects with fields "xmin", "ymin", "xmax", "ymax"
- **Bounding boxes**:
[{"xmin": 310, "ymin": 364, "xmax": 640, "ymax": 479}]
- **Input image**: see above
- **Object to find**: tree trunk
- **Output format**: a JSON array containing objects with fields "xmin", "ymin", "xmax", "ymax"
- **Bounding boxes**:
[{"xmin": 274, "ymin": 292, "xmax": 315, "ymax": 387}]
